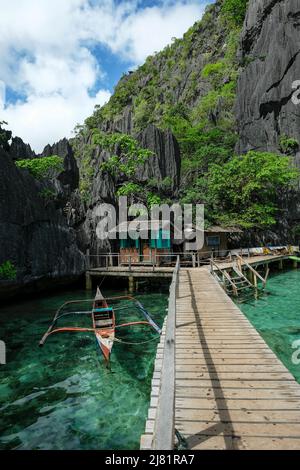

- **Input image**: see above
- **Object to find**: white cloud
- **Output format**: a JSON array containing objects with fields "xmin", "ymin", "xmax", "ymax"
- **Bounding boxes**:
[
  {"xmin": 110, "ymin": 2, "xmax": 207, "ymax": 63},
  {"xmin": 2, "ymin": 88, "xmax": 111, "ymax": 153},
  {"xmin": 0, "ymin": 0, "xmax": 209, "ymax": 152},
  {"xmin": 0, "ymin": 81, "xmax": 5, "ymax": 111}
]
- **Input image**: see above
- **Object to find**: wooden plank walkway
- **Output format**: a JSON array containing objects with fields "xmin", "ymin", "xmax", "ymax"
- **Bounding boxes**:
[
  {"xmin": 175, "ymin": 268, "xmax": 300, "ymax": 450},
  {"xmin": 87, "ymin": 266, "xmax": 174, "ymax": 278},
  {"xmin": 216, "ymin": 254, "xmax": 287, "ymax": 270}
]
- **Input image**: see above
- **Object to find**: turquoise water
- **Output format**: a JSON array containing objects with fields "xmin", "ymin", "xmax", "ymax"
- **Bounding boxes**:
[
  {"xmin": 238, "ymin": 269, "xmax": 300, "ymax": 384},
  {"xmin": 0, "ymin": 288, "xmax": 168, "ymax": 450}
]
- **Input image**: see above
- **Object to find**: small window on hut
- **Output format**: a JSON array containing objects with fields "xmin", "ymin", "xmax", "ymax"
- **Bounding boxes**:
[{"xmin": 206, "ymin": 236, "xmax": 220, "ymax": 247}]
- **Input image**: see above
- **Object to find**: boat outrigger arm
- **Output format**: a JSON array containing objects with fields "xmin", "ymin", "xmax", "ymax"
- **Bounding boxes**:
[{"xmin": 39, "ymin": 295, "xmax": 161, "ymax": 347}]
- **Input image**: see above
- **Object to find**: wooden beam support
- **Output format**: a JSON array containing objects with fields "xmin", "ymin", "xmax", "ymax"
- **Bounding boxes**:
[
  {"xmin": 85, "ymin": 272, "xmax": 92, "ymax": 290},
  {"xmin": 293, "ymin": 259, "xmax": 298, "ymax": 269},
  {"xmin": 128, "ymin": 275, "xmax": 135, "ymax": 294}
]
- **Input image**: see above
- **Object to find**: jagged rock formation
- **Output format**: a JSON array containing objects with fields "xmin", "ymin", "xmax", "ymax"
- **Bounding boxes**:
[
  {"xmin": 71, "ymin": 123, "xmax": 181, "ymax": 260},
  {"xmin": 40, "ymin": 137, "xmax": 74, "ymax": 159},
  {"xmin": 136, "ymin": 125, "xmax": 181, "ymax": 191},
  {"xmin": 8, "ymin": 136, "xmax": 35, "ymax": 160},
  {"xmin": 8, "ymin": 135, "xmax": 75, "ymax": 161},
  {"xmin": 89, "ymin": 0, "xmax": 227, "ymax": 135},
  {"xmin": 235, "ymin": 0, "xmax": 300, "ymax": 242},
  {"xmin": 236, "ymin": 0, "xmax": 300, "ymax": 160},
  {"xmin": 0, "ymin": 148, "xmax": 85, "ymax": 298}
]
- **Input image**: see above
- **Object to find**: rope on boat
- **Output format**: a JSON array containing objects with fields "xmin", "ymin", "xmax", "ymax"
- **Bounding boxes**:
[
  {"xmin": 56, "ymin": 311, "xmax": 93, "ymax": 320},
  {"xmin": 113, "ymin": 336, "xmax": 159, "ymax": 345},
  {"xmin": 134, "ymin": 301, "xmax": 161, "ymax": 334}
]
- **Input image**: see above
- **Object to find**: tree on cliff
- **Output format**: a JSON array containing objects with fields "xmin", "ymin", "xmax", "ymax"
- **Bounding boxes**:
[
  {"xmin": 185, "ymin": 151, "xmax": 299, "ymax": 229},
  {"xmin": 0, "ymin": 121, "xmax": 12, "ymax": 152}
]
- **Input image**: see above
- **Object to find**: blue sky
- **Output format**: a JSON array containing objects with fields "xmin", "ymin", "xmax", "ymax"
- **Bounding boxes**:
[{"xmin": 0, "ymin": 0, "xmax": 212, "ymax": 152}]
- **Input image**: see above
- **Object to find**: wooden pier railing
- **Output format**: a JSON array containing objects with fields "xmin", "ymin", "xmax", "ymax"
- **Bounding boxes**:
[
  {"xmin": 153, "ymin": 256, "xmax": 179, "ymax": 450},
  {"xmin": 140, "ymin": 256, "xmax": 180, "ymax": 450}
]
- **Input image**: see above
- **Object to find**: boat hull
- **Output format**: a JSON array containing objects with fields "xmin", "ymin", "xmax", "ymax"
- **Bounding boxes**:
[
  {"xmin": 92, "ymin": 288, "xmax": 115, "ymax": 363},
  {"xmin": 95, "ymin": 331, "xmax": 115, "ymax": 362}
]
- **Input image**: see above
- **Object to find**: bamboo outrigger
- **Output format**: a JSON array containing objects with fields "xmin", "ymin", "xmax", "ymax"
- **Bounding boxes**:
[{"xmin": 39, "ymin": 287, "xmax": 161, "ymax": 364}]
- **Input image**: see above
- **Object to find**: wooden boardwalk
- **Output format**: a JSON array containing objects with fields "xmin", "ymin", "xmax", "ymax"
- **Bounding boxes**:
[
  {"xmin": 175, "ymin": 268, "xmax": 300, "ymax": 450},
  {"xmin": 216, "ymin": 254, "xmax": 288, "ymax": 271}
]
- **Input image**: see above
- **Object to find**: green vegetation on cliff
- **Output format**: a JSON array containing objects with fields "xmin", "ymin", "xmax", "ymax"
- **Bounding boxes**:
[
  {"xmin": 92, "ymin": 131, "xmax": 153, "ymax": 178},
  {"xmin": 183, "ymin": 151, "xmax": 299, "ymax": 229},
  {"xmin": 221, "ymin": 0, "xmax": 249, "ymax": 26},
  {"xmin": 0, "ymin": 261, "xmax": 17, "ymax": 281},
  {"xmin": 16, "ymin": 156, "xmax": 64, "ymax": 180},
  {"xmin": 74, "ymin": 0, "xmax": 298, "ymax": 229},
  {"xmin": 72, "ymin": 130, "xmax": 156, "ymax": 204}
]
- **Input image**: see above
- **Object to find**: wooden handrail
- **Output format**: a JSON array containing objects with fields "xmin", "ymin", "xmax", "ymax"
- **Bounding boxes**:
[
  {"xmin": 210, "ymin": 259, "xmax": 238, "ymax": 295},
  {"xmin": 236, "ymin": 255, "xmax": 267, "ymax": 286},
  {"xmin": 153, "ymin": 256, "xmax": 179, "ymax": 450}
]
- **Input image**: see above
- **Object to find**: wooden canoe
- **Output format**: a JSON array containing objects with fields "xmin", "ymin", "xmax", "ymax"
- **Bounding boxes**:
[{"xmin": 92, "ymin": 287, "xmax": 115, "ymax": 362}]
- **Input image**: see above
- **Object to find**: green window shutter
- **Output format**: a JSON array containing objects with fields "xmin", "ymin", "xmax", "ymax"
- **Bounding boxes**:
[
  {"xmin": 120, "ymin": 239, "xmax": 128, "ymax": 248},
  {"xmin": 157, "ymin": 230, "xmax": 171, "ymax": 249}
]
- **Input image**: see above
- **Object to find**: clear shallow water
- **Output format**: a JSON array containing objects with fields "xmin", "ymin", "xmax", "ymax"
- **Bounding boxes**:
[
  {"xmin": 238, "ymin": 269, "xmax": 300, "ymax": 384},
  {"xmin": 0, "ymin": 288, "xmax": 168, "ymax": 450}
]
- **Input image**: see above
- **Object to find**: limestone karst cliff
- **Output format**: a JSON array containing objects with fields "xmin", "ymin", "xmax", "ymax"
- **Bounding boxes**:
[
  {"xmin": 0, "ymin": 147, "xmax": 85, "ymax": 298},
  {"xmin": 2, "ymin": 0, "xmax": 300, "ymax": 295},
  {"xmin": 236, "ymin": 0, "xmax": 300, "ymax": 158}
]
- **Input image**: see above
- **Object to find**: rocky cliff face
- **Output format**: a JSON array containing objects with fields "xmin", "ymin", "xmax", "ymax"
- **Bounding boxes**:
[
  {"xmin": 235, "ymin": 0, "xmax": 300, "ymax": 242},
  {"xmin": 0, "ymin": 148, "xmax": 85, "ymax": 299},
  {"xmin": 71, "ymin": 123, "xmax": 181, "ymax": 261},
  {"xmin": 8, "ymin": 136, "xmax": 35, "ymax": 160},
  {"xmin": 136, "ymin": 125, "xmax": 181, "ymax": 191},
  {"xmin": 40, "ymin": 137, "xmax": 75, "ymax": 159},
  {"xmin": 236, "ymin": 0, "xmax": 300, "ymax": 159}
]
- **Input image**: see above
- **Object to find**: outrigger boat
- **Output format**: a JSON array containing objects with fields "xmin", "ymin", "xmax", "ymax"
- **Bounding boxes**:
[
  {"xmin": 39, "ymin": 287, "xmax": 161, "ymax": 365},
  {"xmin": 92, "ymin": 287, "xmax": 115, "ymax": 362}
]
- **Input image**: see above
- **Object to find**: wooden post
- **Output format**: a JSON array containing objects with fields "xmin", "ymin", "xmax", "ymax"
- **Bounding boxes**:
[
  {"xmin": 86, "ymin": 249, "xmax": 90, "ymax": 269},
  {"xmin": 222, "ymin": 272, "xmax": 226, "ymax": 292},
  {"xmin": 253, "ymin": 272, "xmax": 258, "ymax": 288},
  {"xmin": 197, "ymin": 253, "xmax": 200, "ymax": 268},
  {"xmin": 85, "ymin": 272, "xmax": 92, "ymax": 290},
  {"xmin": 293, "ymin": 259, "xmax": 298, "ymax": 269},
  {"xmin": 129, "ymin": 275, "xmax": 134, "ymax": 294},
  {"xmin": 192, "ymin": 253, "xmax": 196, "ymax": 268}
]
